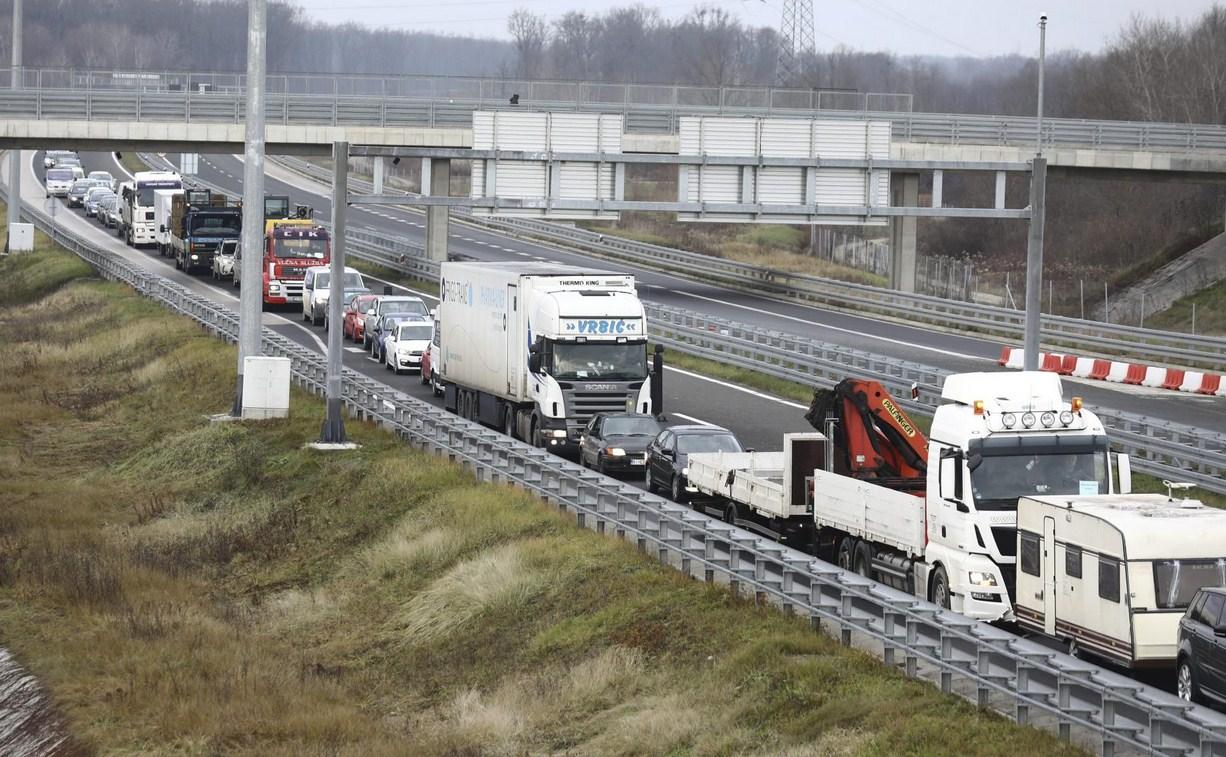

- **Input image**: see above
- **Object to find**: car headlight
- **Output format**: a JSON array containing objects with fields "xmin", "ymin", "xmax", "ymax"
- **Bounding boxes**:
[
  {"xmin": 681, "ymin": 466, "xmax": 689, "ymax": 477},
  {"xmin": 968, "ymin": 571, "xmax": 998, "ymax": 587},
  {"xmin": 605, "ymin": 447, "xmax": 627, "ymax": 457},
  {"xmin": 551, "ymin": 429, "xmax": 567, "ymax": 438}
]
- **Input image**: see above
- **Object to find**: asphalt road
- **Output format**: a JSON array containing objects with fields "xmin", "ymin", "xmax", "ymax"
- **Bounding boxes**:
[
  {"xmin": 185, "ymin": 150, "xmax": 1226, "ymax": 434},
  {"xmin": 20, "ymin": 150, "xmax": 812, "ymax": 457}
]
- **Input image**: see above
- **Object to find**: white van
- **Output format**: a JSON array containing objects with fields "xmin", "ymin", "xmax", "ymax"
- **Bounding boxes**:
[
  {"xmin": 45, "ymin": 167, "xmax": 77, "ymax": 197},
  {"xmin": 1015, "ymin": 491, "xmax": 1226, "ymax": 669},
  {"xmin": 302, "ymin": 266, "xmax": 369, "ymax": 326}
]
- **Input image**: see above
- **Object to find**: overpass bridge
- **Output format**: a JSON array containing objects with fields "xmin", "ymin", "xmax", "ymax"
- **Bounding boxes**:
[{"xmin": 5, "ymin": 67, "xmax": 1226, "ymax": 292}]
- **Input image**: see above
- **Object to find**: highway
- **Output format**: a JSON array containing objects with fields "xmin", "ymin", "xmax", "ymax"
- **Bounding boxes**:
[
  {"xmin": 21, "ymin": 150, "xmax": 812, "ymax": 454},
  {"xmin": 179, "ymin": 149, "xmax": 1226, "ymax": 435}
]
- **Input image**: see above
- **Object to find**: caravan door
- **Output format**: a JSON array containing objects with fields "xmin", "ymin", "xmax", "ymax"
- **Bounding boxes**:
[{"xmin": 1043, "ymin": 516, "xmax": 1057, "ymax": 636}]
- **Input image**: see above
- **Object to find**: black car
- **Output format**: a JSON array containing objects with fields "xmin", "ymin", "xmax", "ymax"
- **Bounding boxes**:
[
  {"xmin": 579, "ymin": 413, "xmax": 663, "ymax": 475},
  {"xmin": 66, "ymin": 178, "xmax": 102, "ymax": 208},
  {"xmin": 1178, "ymin": 587, "xmax": 1226, "ymax": 705},
  {"xmin": 645, "ymin": 424, "xmax": 744, "ymax": 503}
]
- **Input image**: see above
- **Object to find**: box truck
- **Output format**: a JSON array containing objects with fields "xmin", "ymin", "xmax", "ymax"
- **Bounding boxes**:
[
  {"xmin": 437, "ymin": 261, "xmax": 653, "ymax": 449},
  {"xmin": 685, "ymin": 371, "xmax": 1130, "ymax": 623},
  {"xmin": 153, "ymin": 188, "xmax": 185, "ymax": 257}
]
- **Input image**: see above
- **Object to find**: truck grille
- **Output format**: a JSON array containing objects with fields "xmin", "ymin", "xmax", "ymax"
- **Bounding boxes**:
[
  {"xmin": 991, "ymin": 527, "xmax": 1017, "ymax": 557},
  {"xmin": 997, "ymin": 563, "xmax": 1017, "ymax": 603},
  {"xmin": 566, "ymin": 391, "xmax": 632, "ymax": 419}
]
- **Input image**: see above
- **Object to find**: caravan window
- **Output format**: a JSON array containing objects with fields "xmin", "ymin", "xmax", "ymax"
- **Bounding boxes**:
[
  {"xmin": 1065, "ymin": 546, "xmax": 1083, "ymax": 578},
  {"xmin": 1099, "ymin": 557, "xmax": 1121, "ymax": 603},
  {"xmin": 1153, "ymin": 559, "xmax": 1226, "ymax": 610},
  {"xmin": 1020, "ymin": 533, "xmax": 1040, "ymax": 577}
]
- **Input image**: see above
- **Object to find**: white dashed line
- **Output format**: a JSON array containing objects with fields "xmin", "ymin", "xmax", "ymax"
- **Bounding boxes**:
[{"xmin": 671, "ymin": 412, "xmax": 714, "ymax": 426}]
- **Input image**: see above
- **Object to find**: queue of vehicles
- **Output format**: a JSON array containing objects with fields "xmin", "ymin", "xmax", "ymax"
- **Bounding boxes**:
[{"xmin": 40, "ymin": 150, "xmax": 1226, "ymax": 707}]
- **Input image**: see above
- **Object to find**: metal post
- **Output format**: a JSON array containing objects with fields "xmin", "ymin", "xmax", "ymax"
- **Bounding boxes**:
[
  {"xmin": 1192, "ymin": 302, "xmax": 1196, "ymax": 335},
  {"xmin": 650, "ymin": 345, "xmax": 664, "ymax": 418},
  {"xmin": 6, "ymin": 0, "xmax": 22, "ymax": 243},
  {"xmin": 233, "ymin": 0, "xmax": 267, "ymax": 417},
  {"xmin": 320, "ymin": 141, "xmax": 348, "ymax": 443},
  {"xmin": 1103, "ymin": 282, "xmax": 1109, "ymax": 323},
  {"xmin": 1023, "ymin": 157, "xmax": 1047, "ymax": 370},
  {"xmin": 1079, "ymin": 279, "xmax": 1085, "ymax": 320},
  {"xmin": 1036, "ymin": 15, "xmax": 1047, "ymax": 157},
  {"xmin": 1139, "ymin": 292, "xmax": 1146, "ymax": 329}
]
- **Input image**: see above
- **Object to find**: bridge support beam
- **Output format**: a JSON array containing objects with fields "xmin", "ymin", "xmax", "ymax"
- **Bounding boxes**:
[
  {"xmin": 423, "ymin": 157, "xmax": 450, "ymax": 263},
  {"xmin": 889, "ymin": 172, "xmax": 919, "ymax": 293},
  {"xmin": 372, "ymin": 157, "xmax": 385, "ymax": 195}
]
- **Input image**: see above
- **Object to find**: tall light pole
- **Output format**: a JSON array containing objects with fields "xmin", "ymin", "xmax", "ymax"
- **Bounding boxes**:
[
  {"xmin": 319, "ymin": 141, "xmax": 348, "ymax": 444},
  {"xmin": 233, "ymin": 0, "xmax": 267, "ymax": 416},
  {"xmin": 6, "ymin": 0, "xmax": 23, "ymax": 243},
  {"xmin": 1023, "ymin": 14, "xmax": 1048, "ymax": 371}
]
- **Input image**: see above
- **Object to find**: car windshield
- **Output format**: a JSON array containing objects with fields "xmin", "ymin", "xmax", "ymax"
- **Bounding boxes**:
[
  {"xmin": 190, "ymin": 214, "xmax": 242, "ymax": 235},
  {"xmin": 676, "ymin": 433, "xmax": 742, "ymax": 455},
  {"xmin": 970, "ymin": 447, "xmax": 1110, "ymax": 510},
  {"xmin": 603, "ymin": 417, "xmax": 662, "ymax": 437},
  {"xmin": 397, "ymin": 324, "xmax": 432, "ymax": 341},
  {"xmin": 1155, "ymin": 560, "xmax": 1226, "ymax": 609},
  {"xmin": 273, "ymin": 237, "xmax": 328, "ymax": 259},
  {"xmin": 87, "ymin": 189, "xmax": 113, "ymax": 200},
  {"xmin": 47, "ymin": 169, "xmax": 73, "ymax": 181},
  {"xmin": 380, "ymin": 299, "xmax": 428, "ymax": 316},
  {"xmin": 89, "ymin": 173, "xmax": 112, "ymax": 182},
  {"xmin": 315, "ymin": 272, "xmax": 366, "ymax": 289},
  {"xmin": 551, "ymin": 342, "xmax": 647, "ymax": 380},
  {"xmin": 101, "ymin": 196, "xmax": 118, "ymax": 208}
]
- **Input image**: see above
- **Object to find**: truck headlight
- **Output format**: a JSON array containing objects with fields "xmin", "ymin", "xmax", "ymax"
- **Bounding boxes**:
[
  {"xmin": 269, "ymin": 283, "xmax": 281, "ymax": 293},
  {"xmin": 604, "ymin": 447, "xmax": 627, "ymax": 457},
  {"xmin": 681, "ymin": 467, "xmax": 689, "ymax": 477},
  {"xmin": 190, "ymin": 254, "xmax": 199, "ymax": 260},
  {"xmin": 968, "ymin": 571, "xmax": 998, "ymax": 587}
]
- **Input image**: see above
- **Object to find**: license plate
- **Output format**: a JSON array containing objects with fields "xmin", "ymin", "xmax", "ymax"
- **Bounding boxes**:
[
  {"xmin": 287, "ymin": 296, "xmax": 302, "ymax": 303},
  {"xmin": 631, "ymin": 458, "xmax": 645, "ymax": 466}
]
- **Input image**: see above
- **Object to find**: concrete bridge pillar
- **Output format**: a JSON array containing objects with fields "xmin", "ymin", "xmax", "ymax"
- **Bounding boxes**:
[
  {"xmin": 889, "ymin": 172, "xmax": 919, "ymax": 293},
  {"xmin": 423, "ymin": 157, "xmax": 450, "ymax": 263}
]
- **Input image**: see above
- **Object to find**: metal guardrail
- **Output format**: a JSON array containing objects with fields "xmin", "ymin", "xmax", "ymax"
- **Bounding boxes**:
[
  {"xmin": 10, "ymin": 162, "xmax": 1226, "ymax": 757},
  {"xmin": 273, "ymin": 153, "xmax": 1226, "ymax": 373},
  {"xmin": 7, "ymin": 69, "xmax": 1226, "ymax": 153}
]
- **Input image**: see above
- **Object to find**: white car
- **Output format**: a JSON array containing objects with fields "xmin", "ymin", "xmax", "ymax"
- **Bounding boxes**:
[
  {"xmin": 302, "ymin": 265, "xmax": 368, "ymax": 326},
  {"xmin": 87, "ymin": 170, "xmax": 116, "ymax": 192},
  {"xmin": 360, "ymin": 295, "xmax": 429, "ymax": 349},
  {"xmin": 384, "ymin": 319, "xmax": 433, "ymax": 375},
  {"xmin": 211, "ymin": 241, "xmax": 238, "ymax": 281},
  {"xmin": 43, "ymin": 150, "xmax": 76, "ymax": 169}
]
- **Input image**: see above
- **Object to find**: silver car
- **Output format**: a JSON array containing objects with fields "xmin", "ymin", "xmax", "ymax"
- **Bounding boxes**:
[{"xmin": 84, "ymin": 187, "xmax": 115, "ymax": 218}]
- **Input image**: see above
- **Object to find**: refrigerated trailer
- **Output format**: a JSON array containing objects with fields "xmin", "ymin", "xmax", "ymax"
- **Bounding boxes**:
[{"xmin": 437, "ymin": 261, "xmax": 653, "ymax": 449}]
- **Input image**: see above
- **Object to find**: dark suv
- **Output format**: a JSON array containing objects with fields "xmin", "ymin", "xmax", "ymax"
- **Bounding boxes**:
[
  {"xmin": 1178, "ymin": 587, "xmax": 1226, "ymax": 705},
  {"xmin": 645, "ymin": 425, "xmax": 743, "ymax": 503}
]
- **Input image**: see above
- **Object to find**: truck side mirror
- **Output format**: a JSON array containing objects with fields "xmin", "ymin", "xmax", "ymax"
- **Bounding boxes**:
[
  {"xmin": 528, "ymin": 353, "xmax": 542, "ymax": 374},
  {"xmin": 1117, "ymin": 453, "xmax": 1132, "ymax": 494},
  {"xmin": 159, "ymin": 224, "xmax": 165, "ymax": 233},
  {"xmin": 939, "ymin": 448, "xmax": 963, "ymax": 502},
  {"xmin": 967, "ymin": 452, "xmax": 983, "ymax": 472}
]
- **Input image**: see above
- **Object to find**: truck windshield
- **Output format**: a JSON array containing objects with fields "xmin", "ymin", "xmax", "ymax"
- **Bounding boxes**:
[
  {"xmin": 970, "ymin": 449, "xmax": 1109, "ymax": 510},
  {"xmin": 137, "ymin": 182, "xmax": 182, "ymax": 205},
  {"xmin": 551, "ymin": 342, "xmax": 647, "ymax": 380},
  {"xmin": 274, "ymin": 238, "xmax": 329, "ymax": 259},
  {"xmin": 46, "ymin": 169, "xmax": 73, "ymax": 181},
  {"xmin": 1154, "ymin": 560, "xmax": 1226, "ymax": 609},
  {"xmin": 190, "ymin": 215, "xmax": 241, "ymax": 235}
]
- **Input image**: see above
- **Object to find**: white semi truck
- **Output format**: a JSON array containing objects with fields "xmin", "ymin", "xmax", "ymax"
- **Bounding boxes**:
[
  {"xmin": 685, "ymin": 371, "xmax": 1129, "ymax": 623},
  {"xmin": 437, "ymin": 261, "xmax": 653, "ymax": 450}
]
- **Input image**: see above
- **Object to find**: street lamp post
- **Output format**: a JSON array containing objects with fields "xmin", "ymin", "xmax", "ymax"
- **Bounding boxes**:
[{"xmin": 1023, "ymin": 14, "xmax": 1048, "ymax": 372}]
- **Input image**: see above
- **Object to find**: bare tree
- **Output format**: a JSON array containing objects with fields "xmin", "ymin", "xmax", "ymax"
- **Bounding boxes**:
[
  {"xmin": 551, "ymin": 12, "xmax": 599, "ymax": 81},
  {"xmin": 508, "ymin": 8, "xmax": 548, "ymax": 79}
]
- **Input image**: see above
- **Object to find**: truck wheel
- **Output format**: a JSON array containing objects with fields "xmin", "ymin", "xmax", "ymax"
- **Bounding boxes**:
[
  {"xmin": 723, "ymin": 501, "xmax": 738, "ymax": 524},
  {"xmin": 529, "ymin": 418, "xmax": 541, "ymax": 448},
  {"xmin": 836, "ymin": 538, "xmax": 856, "ymax": 572},
  {"xmin": 432, "ymin": 375, "xmax": 443, "ymax": 398},
  {"xmin": 930, "ymin": 567, "xmax": 951, "ymax": 609},
  {"xmin": 853, "ymin": 542, "xmax": 873, "ymax": 580},
  {"xmin": 312, "ymin": 312, "xmax": 322, "ymax": 327},
  {"xmin": 503, "ymin": 409, "xmax": 516, "ymax": 440},
  {"xmin": 1178, "ymin": 657, "xmax": 1199, "ymax": 703}
]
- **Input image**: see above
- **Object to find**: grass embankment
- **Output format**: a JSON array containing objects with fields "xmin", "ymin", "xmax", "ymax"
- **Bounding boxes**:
[
  {"xmin": 347, "ymin": 257, "xmax": 440, "ymax": 299},
  {"xmin": 115, "ymin": 151, "xmax": 148, "ymax": 178},
  {"xmin": 0, "ymin": 250, "xmax": 1082, "ymax": 754},
  {"xmin": 1145, "ymin": 278, "xmax": 1226, "ymax": 335}
]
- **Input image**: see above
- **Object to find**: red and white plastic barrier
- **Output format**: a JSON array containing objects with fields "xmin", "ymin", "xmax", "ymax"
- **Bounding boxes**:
[{"xmin": 997, "ymin": 346, "xmax": 1224, "ymax": 397}]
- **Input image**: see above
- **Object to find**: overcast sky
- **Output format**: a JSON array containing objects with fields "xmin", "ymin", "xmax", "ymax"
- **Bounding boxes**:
[{"xmin": 290, "ymin": 0, "xmax": 1215, "ymax": 58}]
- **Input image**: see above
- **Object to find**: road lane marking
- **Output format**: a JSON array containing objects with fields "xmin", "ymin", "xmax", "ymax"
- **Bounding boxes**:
[
  {"xmin": 669, "ymin": 289, "xmax": 986, "ymax": 362},
  {"xmin": 671, "ymin": 412, "xmax": 714, "ymax": 426},
  {"xmin": 665, "ymin": 366, "xmax": 808, "ymax": 409}
]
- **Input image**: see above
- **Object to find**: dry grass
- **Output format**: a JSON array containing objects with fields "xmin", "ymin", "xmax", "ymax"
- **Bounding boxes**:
[{"xmin": 0, "ymin": 244, "xmax": 1084, "ymax": 755}]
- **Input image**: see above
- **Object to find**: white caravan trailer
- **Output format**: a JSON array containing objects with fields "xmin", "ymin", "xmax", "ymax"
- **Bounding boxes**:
[{"xmin": 1015, "ymin": 492, "xmax": 1226, "ymax": 669}]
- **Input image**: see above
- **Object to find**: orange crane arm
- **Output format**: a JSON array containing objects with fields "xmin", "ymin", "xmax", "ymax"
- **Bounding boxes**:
[{"xmin": 805, "ymin": 379, "xmax": 928, "ymax": 490}]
